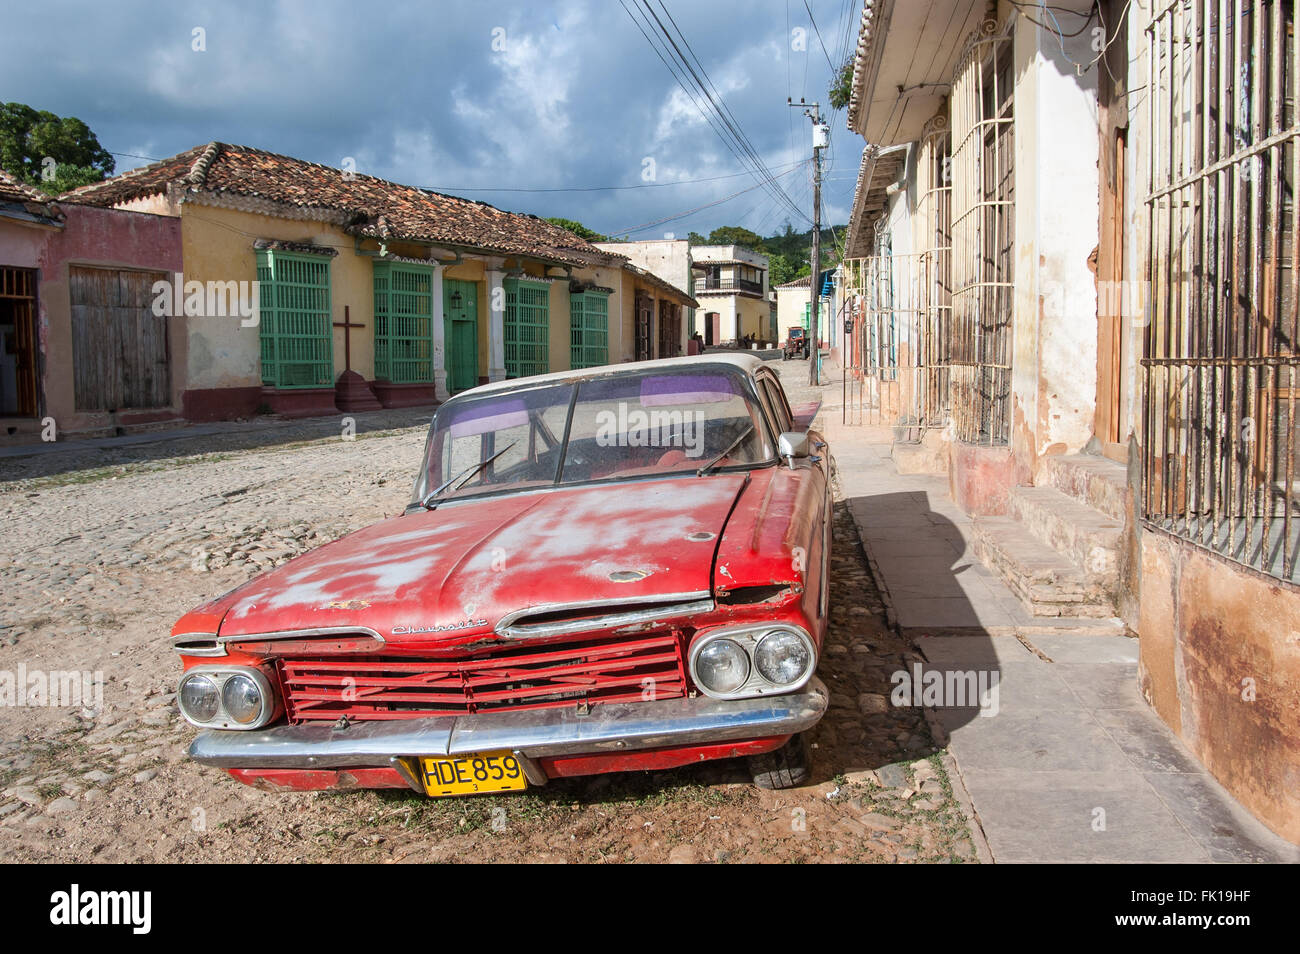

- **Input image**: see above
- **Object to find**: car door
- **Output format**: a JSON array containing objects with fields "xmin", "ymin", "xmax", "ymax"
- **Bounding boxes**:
[{"xmin": 757, "ymin": 370, "xmax": 832, "ymax": 627}]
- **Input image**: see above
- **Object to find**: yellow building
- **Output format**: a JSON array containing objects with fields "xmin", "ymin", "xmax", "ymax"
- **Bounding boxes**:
[{"xmin": 65, "ymin": 142, "xmax": 695, "ymax": 420}]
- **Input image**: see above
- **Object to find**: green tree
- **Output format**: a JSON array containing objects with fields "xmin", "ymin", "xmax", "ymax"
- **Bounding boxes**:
[
  {"xmin": 828, "ymin": 59, "xmax": 854, "ymax": 111},
  {"xmin": 705, "ymin": 225, "xmax": 764, "ymax": 250},
  {"xmin": 768, "ymin": 253, "xmax": 796, "ymax": 288},
  {"xmin": 544, "ymin": 216, "xmax": 608, "ymax": 242},
  {"xmin": 0, "ymin": 103, "xmax": 114, "ymax": 195}
]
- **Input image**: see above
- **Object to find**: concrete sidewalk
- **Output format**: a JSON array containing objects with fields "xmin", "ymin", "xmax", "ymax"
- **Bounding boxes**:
[{"xmin": 823, "ymin": 422, "xmax": 1300, "ymax": 863}]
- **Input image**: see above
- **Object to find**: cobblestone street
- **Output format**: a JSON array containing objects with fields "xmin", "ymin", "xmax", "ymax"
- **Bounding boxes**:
[{"xmin": 0, "ymin": 363, "xmax": 981, "ymax": 863}]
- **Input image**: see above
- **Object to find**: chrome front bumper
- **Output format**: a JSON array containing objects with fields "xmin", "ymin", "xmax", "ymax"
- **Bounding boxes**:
[{"xmin": 188, "ymin": 678, "xmax": 828, "ymax": 773}]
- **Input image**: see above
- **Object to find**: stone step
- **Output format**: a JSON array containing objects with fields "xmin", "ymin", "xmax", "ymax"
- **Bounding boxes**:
[
  {"xmin": 971, "ymin": 516, "xmax": 1116, "ymax": 618},
  {"xmin": 891, "ymin": 440, "xmax": 947, "ymax": 475},
  {"xmin": 1006, "ymin": 485, "xmax": 1124, "ymax": 583},
  {"xmin": 1037, "ymin": 453, "xmax": 1128, "ymax": 522}
]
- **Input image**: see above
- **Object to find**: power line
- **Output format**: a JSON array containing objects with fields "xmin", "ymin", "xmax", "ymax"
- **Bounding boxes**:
[
  {"xmin": 802, "ymin": 0, "xmax": 837, "ymax": 73},
  {"xmin": 610, "ymin": 161, "xmax": 806, "ymax": 235},
  {"xmin": 647, "ymin": 0, "xmax": 808, "ymax": 223},
  {"xmin": 618, "ymin": 0, "xmax": 790, "ymax": 218},
  {"xmin": 424, "ymin": 160, "xmax": 805, "ymax": 194},
  {"xmin": 628, "ymin": 0, "xmax": 811, "ymax": 225}
]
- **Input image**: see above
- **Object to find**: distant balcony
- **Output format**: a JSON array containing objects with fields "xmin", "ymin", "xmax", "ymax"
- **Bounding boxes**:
[{"xmin": 694, "ymin": 277, "xmax": 765, "ymax": 297}]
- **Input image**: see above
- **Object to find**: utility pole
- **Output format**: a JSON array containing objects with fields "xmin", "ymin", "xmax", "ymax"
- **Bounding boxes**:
[{"xmin": 789, "ymin": 98, "xmax": 828, "ymax": 385}]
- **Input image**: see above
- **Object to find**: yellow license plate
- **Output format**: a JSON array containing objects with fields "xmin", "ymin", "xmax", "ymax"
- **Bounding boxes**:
[{"xmin": 416, "ymin": 751, "xmax": 528, "ymax": 797}]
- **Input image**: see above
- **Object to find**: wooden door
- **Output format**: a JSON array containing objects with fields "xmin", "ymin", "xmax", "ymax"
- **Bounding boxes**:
[
  {"xmin": 1094, "ymin": 0, "xmax": 1130, "ymax": 460},
  {"xmin": 443, "ymin": 278, "xmax": 479, "ymax": 393},
  {"xmin": 635, "ymin": 293, "xmax": 653, "ymax": 361},
  {"xmin": 658, "ymin": 301, "xmax": 681, "ymax": 357},
  {"xmin": 70, "ymin": 266, "xmax": 170, "ymax": 411},
  {"xmin": 1095, "ymin": 127, "xmax": 1126, "ymax": 454}
]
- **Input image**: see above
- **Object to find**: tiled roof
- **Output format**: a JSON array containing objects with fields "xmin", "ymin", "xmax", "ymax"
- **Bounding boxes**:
[
  {"xmin": 61, "ymin": 142, "xmax": 622, "ymax": 266},
  {"xmin": 776, "ymin": 275, "xmax": 812, "ymax": 288},
  {"xmin": 845, "ymin": 144, "xmax": 906, "ymax": 257},
  {"xmin": 0, "ymin": 168, "xmax": 55, "ymax": 205},
  {"xmin": 846, "ymin": 0, "xmax": 885, "ymax": 136},
  {"xmin": 0, "ymin": 168, "xmax": 63, "ymax": 226}
]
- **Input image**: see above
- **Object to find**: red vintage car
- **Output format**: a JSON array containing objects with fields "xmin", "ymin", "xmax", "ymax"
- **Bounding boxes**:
[{"xmin": 171, "ymin": 354, "xmax": 832, "ymax": 797}]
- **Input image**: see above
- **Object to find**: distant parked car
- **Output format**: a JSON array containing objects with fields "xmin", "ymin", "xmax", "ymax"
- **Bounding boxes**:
[
  {"xmin": 171, "ymin": 354, "xmax": 833, "ymax": 797},
  {"xmin": 784, "ymin": 326, "xmax": 809, "ymax": 360}
]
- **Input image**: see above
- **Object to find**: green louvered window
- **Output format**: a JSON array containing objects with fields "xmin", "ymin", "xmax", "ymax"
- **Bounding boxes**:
[
  {"xmin": 256, "ymin": 249, "xmax": 334, "ymax": 389},
  {"xmin": 505, "ymin": 278, "xmax": 550, "ymax": 378},
  {"xmin": 570, "ymin": 290, "xmax": 610, "ymax": 369},
  {"xmin": 373, "ymin": 261, "xmax": 434, "ymax": 383}
]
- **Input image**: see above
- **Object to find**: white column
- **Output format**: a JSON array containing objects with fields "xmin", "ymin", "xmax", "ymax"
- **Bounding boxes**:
[
  {"xmin": 431, "ymin": 262, "xmax": 447, "ymax": 400},
  {"xmin": 486, "ymin": 263, "xmax": 506, "ymax": 382}
]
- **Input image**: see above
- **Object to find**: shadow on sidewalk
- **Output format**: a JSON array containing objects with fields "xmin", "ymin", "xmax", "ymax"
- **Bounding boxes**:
[{"xmin": 809, "ymin": 493, "xmax": 1001, "ymax": 783}]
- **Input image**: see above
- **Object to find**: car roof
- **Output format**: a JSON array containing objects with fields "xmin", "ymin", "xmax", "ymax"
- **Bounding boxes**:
[{"xmin": 447, "ymin": 352, "xmax": 770, "ymax": 403}]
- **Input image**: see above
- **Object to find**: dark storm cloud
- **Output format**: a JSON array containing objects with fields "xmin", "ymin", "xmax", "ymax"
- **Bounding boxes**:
[{"xmin": 0, "ymin": 0, "xmax": 857, "ymax": 239}]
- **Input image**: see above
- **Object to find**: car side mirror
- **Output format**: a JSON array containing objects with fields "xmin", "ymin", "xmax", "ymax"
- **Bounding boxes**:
[{"xmin": 778, "ymin": 431, "xmax": 810, "ymax": 468}]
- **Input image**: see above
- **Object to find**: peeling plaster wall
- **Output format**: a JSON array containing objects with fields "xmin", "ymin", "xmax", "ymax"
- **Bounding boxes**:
[
  {"xmin": 179, "ymin": 204, "xmax": 367, "ymax": 392},
  {"xmin": 1139, "ymin": 530, "xmax": 1300, "ymax": 845},
  {"xmin": 1, "ymin": 205, "xmax": 180, "ymax": 431},
  {"xmin": 1033, "ymin": 19, "xmax": 1101, "ymax": 461},
  {"xmin": 1013, "ymin": 14, "xmax": 1101, "ymax": 481},
  {"xmin": 38, "ymin": 205, "xmax": 182, "ymax": 429}
]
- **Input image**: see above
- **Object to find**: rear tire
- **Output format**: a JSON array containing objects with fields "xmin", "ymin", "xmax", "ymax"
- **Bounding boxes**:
[{"xmin": 748, "ymin": 732, "xmax": 812, "ymax": 789}]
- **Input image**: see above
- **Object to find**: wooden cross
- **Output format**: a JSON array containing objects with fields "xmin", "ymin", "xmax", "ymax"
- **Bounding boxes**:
[{"xmin": 333, "ymin": 305, "xmax": 365, "ymax": 373}]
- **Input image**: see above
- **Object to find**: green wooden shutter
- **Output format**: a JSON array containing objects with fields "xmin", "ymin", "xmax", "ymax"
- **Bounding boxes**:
[
  {"xmin": 257, "ymin": 249, "xmax": 334, "ymax": 389},
  {"xmin": 373, "ymin": 261, "xmax": 434, "ymax": 383},
  {"xmin": 570, "ymin": 290, "xmax": 610, "ymax": 369},
  {"xmin": 504, "ymin": 278, "xmax": 550, "ymax": 378}
]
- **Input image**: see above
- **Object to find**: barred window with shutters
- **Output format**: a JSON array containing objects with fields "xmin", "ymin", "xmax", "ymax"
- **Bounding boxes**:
[
  {"xmin": 256, "ymin": 249, "xmax": 334, "ymax": 390},
  {"xmin": 570, "ymin": 290, "xmax": 610, "ymax": 369},
  {"xmin": 1143, "ymin": 0, "xmax": 1300, "ymax": 581},
  {"xmin": 505, "ymin": 278, "xmax": 550, "ymax": 378},
  {"xmin": 949, "ymin": 25, "xmax": 1015, "ymax": 445},
  {"xmin": 373, "ymin": 261, "xmax": 434, "ymax": 384}
]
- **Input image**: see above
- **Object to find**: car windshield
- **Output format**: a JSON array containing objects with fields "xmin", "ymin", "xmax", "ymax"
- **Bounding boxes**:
[{"xmin": 410, "ymin": 366, "xmax": 774, "ymax": 506}]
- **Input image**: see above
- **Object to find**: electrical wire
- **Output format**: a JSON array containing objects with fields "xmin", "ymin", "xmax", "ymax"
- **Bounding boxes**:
[
  {"xmin": 424, "ymin": 159, "xmax": 806, "ymax": 194},
  {"xmin": 644, "ymin": 0, "xmax": 810, "ymax": 224},
  {"xmin": 610, "ymin": 161, "xmax": 807, "ymax": 235},
  {"xmin": 618, "ymin": 0, "xmax": 810, "ymax": 225}
]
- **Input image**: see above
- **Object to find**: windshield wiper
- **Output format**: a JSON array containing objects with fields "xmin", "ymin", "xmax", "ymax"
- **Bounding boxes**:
[
  {"xmin": 697, "ymin": 425, "xmax": 753, "ymax": 477},
  {"xmin": 422, "ymin": 441, "xmax": 518, "ymax": 508}
]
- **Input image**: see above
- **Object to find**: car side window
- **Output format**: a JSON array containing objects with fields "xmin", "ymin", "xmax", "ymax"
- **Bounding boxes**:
[{"xmin": 758, "ymin": 376, "xmax": 793, "ymax": 432}]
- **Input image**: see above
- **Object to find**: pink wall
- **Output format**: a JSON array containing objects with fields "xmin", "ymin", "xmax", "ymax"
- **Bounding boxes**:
[{"xmin": 0, "ymin": 203, "xmax": 183, "ymax": 430}]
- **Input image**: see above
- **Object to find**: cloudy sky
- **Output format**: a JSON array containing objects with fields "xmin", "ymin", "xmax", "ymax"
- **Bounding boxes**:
[{"xmin": 1, "ymin": 0, "xmax": 860, "ymax": 241}]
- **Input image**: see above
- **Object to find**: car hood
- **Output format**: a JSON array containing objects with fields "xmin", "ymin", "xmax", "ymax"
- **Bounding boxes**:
[{"xmin": 210, "ymin": 474, "xmax": 747, "ymax": 645}]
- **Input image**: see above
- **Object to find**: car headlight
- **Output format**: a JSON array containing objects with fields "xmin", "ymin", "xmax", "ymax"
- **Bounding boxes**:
[
  {"xmin": 178, "ymin": 667, "xmax": 277, "ymax": 730},
  {"xmin": 694, "ymin": 638, "xmax": 750, "ymax": 694},
  {"xmin": 690, "ymin": 625, "xmax": 816, "ymax": 699},
  {"xmin": 179, "ymin": 674, "xmax": 220, "ymax": 723},
  {"xmin": 755, "ymin": 630, "xmax": 814, "ymax": 686},
  {"xmin": 221, "ymin": 673, "xmax": 264, "ymax": 725}
]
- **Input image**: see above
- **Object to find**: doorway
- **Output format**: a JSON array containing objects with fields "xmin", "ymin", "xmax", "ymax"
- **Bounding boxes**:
[
  {"xmin": 443, "ymin": 278, "xmax": 479, "ymax": 393},
  {"xmin": 635, "ymin": 292, "xmax": 653, "ymax": 361},
  {"xmin": 1094, "ymin": 0, "xmax": 1130, "ymax": 461},
  {"xmin": 0, "ymin": 267, "xmax": 39, "ymax": 417},
  {"xmin": 70, "ymin": 267, "xmax": 171, "ymax": 411}
]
